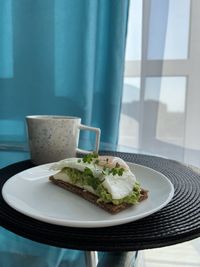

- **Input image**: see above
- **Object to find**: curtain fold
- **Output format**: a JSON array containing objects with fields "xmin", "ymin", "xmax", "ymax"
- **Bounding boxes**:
[
  {"xmin": 0, "ymin": 0, "xmax": 13, "ymax": 78},
  {"xmin": 92, "ymin": 0, "xmax": 130, "ymax": 144},
  {"xmin": 0, "ymin": 0, "xmax": 129, "ymax": 148}
]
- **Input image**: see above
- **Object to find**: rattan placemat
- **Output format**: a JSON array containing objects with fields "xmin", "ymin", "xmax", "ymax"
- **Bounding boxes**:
[{"xmin": 0, "ymin": 152, "xmax": 200, "ymax": 251}]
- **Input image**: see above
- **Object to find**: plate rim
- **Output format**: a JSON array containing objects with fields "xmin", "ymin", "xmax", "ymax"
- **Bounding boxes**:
[{"xmin": 2, "ymin": 161, "xmax": 174, "ymax": 228}]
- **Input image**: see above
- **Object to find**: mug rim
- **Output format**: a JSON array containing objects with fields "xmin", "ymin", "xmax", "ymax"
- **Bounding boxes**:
[{"xmin": 26, "ymin": 115, "xmax": 81, "ymax": 120}]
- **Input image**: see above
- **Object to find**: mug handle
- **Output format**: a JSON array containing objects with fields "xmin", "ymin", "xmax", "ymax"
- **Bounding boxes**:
[{"xmin": 76, "ymin": 124, "xmax": 101, "ymax": 155}]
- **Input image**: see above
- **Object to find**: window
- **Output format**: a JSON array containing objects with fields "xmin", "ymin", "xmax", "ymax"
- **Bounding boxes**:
[{"xmin": 120, "ymin": 0, "xmax": 200, "ymax": 166}]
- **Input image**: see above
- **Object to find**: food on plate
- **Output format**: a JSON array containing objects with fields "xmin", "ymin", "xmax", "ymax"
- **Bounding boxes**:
[{"xmin": 49, "ymin": 153, "xmax": 148, "ymax": 214}]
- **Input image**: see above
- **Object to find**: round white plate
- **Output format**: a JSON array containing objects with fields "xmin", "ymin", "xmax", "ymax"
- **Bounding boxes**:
[{"xmin": 2, "ymin": 162, "xmax": 174, "ymax": 228}]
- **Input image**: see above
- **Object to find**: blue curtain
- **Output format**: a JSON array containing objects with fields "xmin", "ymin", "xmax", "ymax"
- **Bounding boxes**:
[
  {"xmin": 0, "ymin": 0, "xmax": 129, "ymax": 266},
  {"xmin": 0, "ymin": 0, "xmax": 129, "ymax": 147}
]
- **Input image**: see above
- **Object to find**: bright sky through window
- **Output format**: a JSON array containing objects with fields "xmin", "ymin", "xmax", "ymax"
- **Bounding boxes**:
[{"xmin": 126, "ymin": 0, "xmax": 190, "ymax": 61}]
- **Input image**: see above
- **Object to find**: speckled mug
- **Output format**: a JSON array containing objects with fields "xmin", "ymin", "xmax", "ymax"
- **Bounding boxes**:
[{"xmin": 26, "ymin": 115, "xmax": 101, "ymax": 165}]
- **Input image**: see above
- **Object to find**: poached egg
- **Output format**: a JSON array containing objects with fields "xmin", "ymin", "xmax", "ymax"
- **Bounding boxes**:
[{"xmin": 51, "ymin": 156, "xmax": 136, "ymax": 200}]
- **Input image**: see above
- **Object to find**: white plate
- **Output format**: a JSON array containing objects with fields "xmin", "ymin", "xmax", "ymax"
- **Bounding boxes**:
[{"xmin": 2, "ymin": 162, "xmax": 174, "ymax": 228}]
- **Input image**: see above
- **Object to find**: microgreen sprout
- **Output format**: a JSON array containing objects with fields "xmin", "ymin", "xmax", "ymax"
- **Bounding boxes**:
[
  {"xmin": 77, "ymin": 152, "xmax": 99, "ymax": 164},
  {"xmin": 109, "ymin": 166, "xmax": 125, "ymax": 176},
  {"xmin": 77, "ymin": 153, "xmax": 125, "ymax": 177},
  {"xmin": 101, "ymin": 165, "xmax": 125, "ymax": 176}
]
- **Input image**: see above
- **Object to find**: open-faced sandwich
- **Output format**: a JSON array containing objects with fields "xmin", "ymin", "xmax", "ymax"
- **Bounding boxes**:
[{"xmin": 49, "ymin": 153, "xmax": 148, "ymax": 214}]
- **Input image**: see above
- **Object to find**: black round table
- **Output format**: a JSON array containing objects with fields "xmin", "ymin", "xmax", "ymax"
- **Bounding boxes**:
[{"xmin": 0, "ymin": 151, "xmax": 200, "ymax": 254}]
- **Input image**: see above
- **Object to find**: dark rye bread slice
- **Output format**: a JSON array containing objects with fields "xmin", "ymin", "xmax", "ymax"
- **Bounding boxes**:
[{"xmin": 49, "ymin": 176, "xmax": 148, "ymax": 214}]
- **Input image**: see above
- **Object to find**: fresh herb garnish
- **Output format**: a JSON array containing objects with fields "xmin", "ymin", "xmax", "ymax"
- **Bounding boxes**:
[
  {"xmin": 82, "ymin": 152, "xmax": 98, "ymax": 164},
  {"xmin": 117, "ymin": 167, "xmax": 125, "ymax": 176},
  {"xmin": 77, "ymin": 153, "xmax": 125, "ymax": 176},
  {"xmin": 102, "ymin": 166, "xmax": 125, "ymax": 176},
  {"xmin": 109, "ymin": 162, "xmax": 125, "ymax": 175}
]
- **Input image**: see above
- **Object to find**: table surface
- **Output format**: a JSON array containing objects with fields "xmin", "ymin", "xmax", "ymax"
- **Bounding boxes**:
[{"xmin": 0, "ymin": 151, "xmax": 200, "ymax": 252}]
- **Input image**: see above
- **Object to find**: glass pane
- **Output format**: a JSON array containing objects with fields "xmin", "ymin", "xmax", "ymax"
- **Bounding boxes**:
[
  {"xmin": 148, "ymin": 0, "xmax": 190, "ymax": 60},
  {"xmin": 119, "ymin": 78, "xmax": 140, "ymax": 148},
  {"xmin": 144, "ymin": 77, "xmax": 186, "ymax": 146},
  {"xmin": 125, "ymin": 0, "xmax": 142, "ymax": 61}
]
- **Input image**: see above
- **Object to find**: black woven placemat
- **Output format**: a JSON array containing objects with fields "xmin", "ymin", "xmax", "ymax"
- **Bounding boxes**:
[{"xmin": 0, "ymin": 151, "xmax": 200, "ymax": 251}]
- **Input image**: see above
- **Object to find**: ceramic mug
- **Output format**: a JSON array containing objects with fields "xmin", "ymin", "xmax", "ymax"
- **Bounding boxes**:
[{"xmin": 26, "ymin": 115, "xmax": 101, "ymax": 165}]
